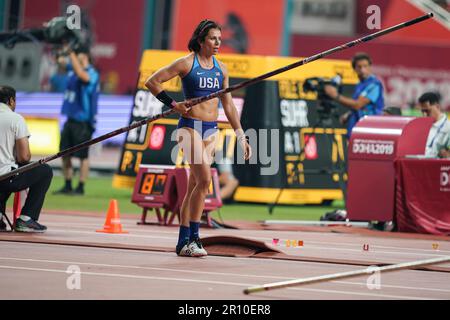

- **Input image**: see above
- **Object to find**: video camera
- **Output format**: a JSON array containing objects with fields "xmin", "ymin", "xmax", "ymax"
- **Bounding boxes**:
[
  {"xmin": 303, "ymin": 74, "xmax": 343, "ymax": 117},
  {"xmin": 0, "ymin": 16, "xmax": 84, "ymax": 50},
  {"xmin": 303, "ymin": 74, "xmax": 342, "ymax": 100}
]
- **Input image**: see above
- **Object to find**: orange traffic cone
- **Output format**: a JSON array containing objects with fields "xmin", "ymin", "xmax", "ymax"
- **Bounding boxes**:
[{"xmin": 96, "ymin": 199, "xmax": 128, "ymax": 234}]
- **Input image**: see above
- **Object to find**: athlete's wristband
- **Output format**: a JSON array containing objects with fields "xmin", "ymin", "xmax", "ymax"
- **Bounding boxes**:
[
  {"xmin": 156, "ymin": 91, "xmax": 177, "ymax": 109},
  {"xmin": 237, "ymin": 135, "xmax": 249, "ymax": 143}
]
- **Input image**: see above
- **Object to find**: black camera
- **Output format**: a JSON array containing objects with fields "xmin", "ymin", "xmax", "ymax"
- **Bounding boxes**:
[
  {"xmin": 0, "ymin": 16, "xmax": 83, "ymax": 50},
  {"xmin": 303, "ymin": 75, "xmax": 342, "ymax": 100},
  {"xmin": 43, "ymin": 17, "xmax": 83, "ymax": 46},
  {"xmin": 303, "ymin": 75, "xmax": 343, "ymax": 117}
]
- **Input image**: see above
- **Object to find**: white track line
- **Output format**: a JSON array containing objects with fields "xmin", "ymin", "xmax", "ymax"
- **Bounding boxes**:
[
  {"xmin": 42, "ymin": 228, "xmax": 450, "ymax": 258},
  {"xmin": 276, "ymin": 245, "xmax": 450, "ymax": 257},
  {"xmin": 1, "ymin": 240, "xmax": 449, "ymax": 269},
  {"xmin": 1, "ymin": 256, "xmax": 449, "ymax": 293},
  {"xmin": 41, "ymin": 220, "xmax": 450, "ymax": 252},
  {"xmin": 1, "ymin": 257, "xmax": 292, "ymax": 279},
  {"xmin": 0, "ymin": 264, "xmax": 437, "ymax": 300},
  {"xmin": 334, "ymin": 280, "xmax": 450, "ymax": 293},
  {"xmin": 45, "ymin": 228, "xmax": 175, "ymax": 240},
  {"xmin": 44, "ymin": 222, "xmax": 174, "ymax": 230},
  {"xmin": 44, "ymin": 221, "xmax": 450, "ymax": 253}
]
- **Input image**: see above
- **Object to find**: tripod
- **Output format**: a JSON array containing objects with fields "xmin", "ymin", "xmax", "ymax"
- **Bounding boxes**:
[{"xmin": 268, "ymin": 100, "xmax": 348, "ymax": 214}]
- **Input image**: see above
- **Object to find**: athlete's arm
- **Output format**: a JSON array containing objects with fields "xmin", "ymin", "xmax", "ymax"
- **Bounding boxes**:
[
  {"xmin": 145, "ymin": 56, "xmax": 191, "ymax": 114},
  {"xmin": 145, "ymin": 57, "xmax": 190, "ymax": 95},
  {"xmin": 219, "ymin": 63, "xmax": 252, "ymax": 160}
]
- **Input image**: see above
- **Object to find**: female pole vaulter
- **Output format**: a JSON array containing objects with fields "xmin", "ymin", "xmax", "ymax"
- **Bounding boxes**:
[{"xmin": 145, "ymin": 19, "xmax": 252, "ymax": 257}]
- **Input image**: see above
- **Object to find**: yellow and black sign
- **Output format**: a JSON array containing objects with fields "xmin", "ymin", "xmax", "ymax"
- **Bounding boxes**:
[{"xmin": 114, "ymin": 50, "xmax": 357, "ymax": 204}]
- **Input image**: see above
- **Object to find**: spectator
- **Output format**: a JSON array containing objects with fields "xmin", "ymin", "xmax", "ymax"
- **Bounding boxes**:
[
  {"xmin": 0, "ymin": 86, "xmax": 53, "ymax": 232},
  {"xmin": 419, "ymin": 92, "xmax": 450, "ymax": 158}
]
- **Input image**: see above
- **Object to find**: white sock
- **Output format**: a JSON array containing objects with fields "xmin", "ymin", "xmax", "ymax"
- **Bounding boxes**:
[{"xmin": 19, "ymin": 215, "xmax": 31, "ymax": 222}]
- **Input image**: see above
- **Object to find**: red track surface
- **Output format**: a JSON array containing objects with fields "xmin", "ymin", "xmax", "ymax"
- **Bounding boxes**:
[{"xmin": 0, "ymin": 212, "xmax": 449, "ymax": 300}]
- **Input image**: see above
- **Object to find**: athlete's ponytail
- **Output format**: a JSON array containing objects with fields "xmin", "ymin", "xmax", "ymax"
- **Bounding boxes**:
[{"xmin": 188, "ymin": 19, "xmax": 221, "ymax": 52}]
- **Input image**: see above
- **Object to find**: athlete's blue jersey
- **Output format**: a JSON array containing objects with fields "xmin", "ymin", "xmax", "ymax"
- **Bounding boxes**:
[
  {"xmin": 61, "ymin": 64, "xmax": 99, "ymax": 127},
  {"xmin": 181, "ymin": 54, "xmax": 224, "ymax": 99}
]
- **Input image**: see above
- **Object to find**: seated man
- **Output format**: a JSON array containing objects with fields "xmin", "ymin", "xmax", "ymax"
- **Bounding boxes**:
[
  {"xmin": 0, "ymin": 86, "xmax": 53, "ymax": 232},
  {"xmin": 419, "ymin": 92, "xmax": 450, "ymax": 158}
]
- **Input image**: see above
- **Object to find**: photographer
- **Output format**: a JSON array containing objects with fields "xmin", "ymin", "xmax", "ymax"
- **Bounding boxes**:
[
  {"xmin": 54, "ymin": 44, "xmax": 99, "ymax": 195},
  {"xmin": 324, "ymin": 52, "xmax": 384, "ymax": 136}
]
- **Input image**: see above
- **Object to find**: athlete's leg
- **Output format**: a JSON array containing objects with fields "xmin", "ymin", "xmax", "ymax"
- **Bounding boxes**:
[
  {"xmin": 180, "ymin": 170, "xmax": 196, "ymax": 227},
  {"xmin": 185, "ymin": 131, "xmax": 218, "ymax": 256},
  {"xmin": 177, "ymin": 127, "xmax": 200, "ymax": 226},
  {"xmin": 175, "ymin": 127, "xmax": 204, "ymax": 255},
  {"xmin": 175, "ymin": 127, "xmax": 216, "ymax": 256},
  {"xmin": 188, "ymin": 130, "xmax": 217, "ymax": 223}
]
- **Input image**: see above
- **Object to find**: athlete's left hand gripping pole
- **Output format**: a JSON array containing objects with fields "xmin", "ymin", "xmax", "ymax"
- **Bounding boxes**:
[{"xmin": 0, "ymin": 13, "xmax": 433, "ymax": 183}]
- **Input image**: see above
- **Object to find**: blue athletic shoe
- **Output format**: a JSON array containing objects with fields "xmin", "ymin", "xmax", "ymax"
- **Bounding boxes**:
[{"xmin": 15, "ymin": 218, "xmax": 47, "ymax": 233}]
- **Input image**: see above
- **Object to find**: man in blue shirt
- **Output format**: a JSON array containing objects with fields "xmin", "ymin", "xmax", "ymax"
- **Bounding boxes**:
[
  {"xmin": 324, "ymin": 52, "xmax": 384, "ymax": 136},
  {"xmin": 54, "ymin": 45, "xmax": 99, "ymax": 195},
  {"xmin": 50, "ymin": 64, "xmax": 69, "ymax": 93}
]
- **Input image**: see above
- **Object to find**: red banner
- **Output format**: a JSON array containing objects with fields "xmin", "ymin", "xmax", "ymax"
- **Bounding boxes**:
[
  {"xmin": 170, "ymin": 0, "xmax": 286, "ymax": 55},
  {"xmin": 395, "ymin": 158, "xmax": 450, "ymax": 235}
]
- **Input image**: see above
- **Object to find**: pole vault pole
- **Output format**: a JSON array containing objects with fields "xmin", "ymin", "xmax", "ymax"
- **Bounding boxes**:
[
  {"xmin": 0, "ymin": 13, "xmax": 434, "ymax": 182},
  {"xmin": 243, "ymin": 255, "xmax": 450, "ymax": 295}
]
